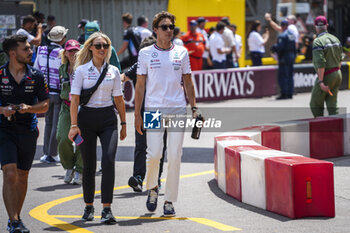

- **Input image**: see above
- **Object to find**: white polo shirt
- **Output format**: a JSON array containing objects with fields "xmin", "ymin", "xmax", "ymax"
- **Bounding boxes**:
[
  {"xmin": 288, "ymin": 24, "xmax": 299, "ymax": 43},
  {"xmin": 222, "ymin": 27, "xmax": 235, "ymax": 48},
  {"xmin": 137, "ymin": 44, "xmax": 191, "ymax": 110},
  {"xmin": 71, "ymin": 60, "xmax": 123, "ymax": 108},
  {"xmin": 248, "ymin": 31, "xmax": 265, "ymax": 53},
  {"xmin": 16, "ymin": 28, "xmax": 34, "ymax": 43},
  {"xmin": 209, "ymin": 32, "xmax": 226, "ymax": 62}
]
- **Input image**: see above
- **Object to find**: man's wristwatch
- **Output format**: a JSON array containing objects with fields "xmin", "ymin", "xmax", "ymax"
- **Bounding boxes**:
[
  {"xmin": 191, "ymin": 106, "xmax": 198, "ymax": 111},
  {"xmin": 318, "ymin": 80, "xmax": 324, "ymax": 84},
  {"xmin": 70, "ymin": 124, "xmax": 78, "ymax": 129},
  {"xmin": 120, "ymin": 121, "xmax": 126, "ymax": 126}
]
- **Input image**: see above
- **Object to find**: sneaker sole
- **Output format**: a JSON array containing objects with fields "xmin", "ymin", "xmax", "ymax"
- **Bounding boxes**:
[
  {"xmin": 100, "ymin": 218, "xmax": 117, "ymax": 224},
  {"xmin": 128, "ymin": 177, "xmax": 142, "ymax": 192},
  {"xmin": 163, "ymin": 213, "xmax": 176, "ymax": 217}
]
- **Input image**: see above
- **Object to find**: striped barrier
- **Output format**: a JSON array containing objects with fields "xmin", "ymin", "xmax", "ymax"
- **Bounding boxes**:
[{"xmin": 214, "ymin": 114, "xmax": 349, "ymax": 218}]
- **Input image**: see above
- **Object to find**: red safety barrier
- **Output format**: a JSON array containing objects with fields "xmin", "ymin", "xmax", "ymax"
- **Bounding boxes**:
[
  {"xmin": 214, "ymin": 135, "xmax": 251, "ymax": 181},
  {"xmin": 265, "ymin": 156, "xmax": 335, "ymax": 218},
  {"xmin": 309, "ymin": 117, "xmax": 344, "ymax": 159},
  {"xmin": 225, "ymin": 145, "xmax": 270, "ymax": 201},
  {"xmin": 239, "ymin": 125, "xmax": 281, "ymax": 150}
]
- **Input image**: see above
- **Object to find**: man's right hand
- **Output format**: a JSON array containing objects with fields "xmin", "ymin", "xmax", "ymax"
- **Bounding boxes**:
[
  {"xmin": 135, "ymin": 114, "xmax": 143, "ymax": 135},
  {"xmin": 265, "ymin": 13, "xmax": 272, "ymax": 21},
  {"xmin": 1, "ymin": 106, "xmax": 16, "ymax": 118}
]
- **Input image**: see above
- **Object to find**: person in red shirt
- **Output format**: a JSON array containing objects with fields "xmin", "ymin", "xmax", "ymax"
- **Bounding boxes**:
[{"xmin": 181, "ymin": 20, "xmax": 205, "ymax": 70}]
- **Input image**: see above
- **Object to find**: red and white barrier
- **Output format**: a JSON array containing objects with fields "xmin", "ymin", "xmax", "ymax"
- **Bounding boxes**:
[
  {"xmin": 214, "ymin": 114, "xmax": 350, "ymax": 218},
  {"xmin": 265, "ymin": 156, "xmax": 335, "ymax": 218}
]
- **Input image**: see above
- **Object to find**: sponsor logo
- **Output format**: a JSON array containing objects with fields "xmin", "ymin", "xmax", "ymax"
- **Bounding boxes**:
[
  {"xmin": 88, "ymin": 67, "xmax": 94, "ymax": 72},
  {"xmin": 151, "ymin": 52, "xmax": 158, "ymax": 58},
  {"xmin": 143, "ymin": 110, "xmax": 162, "ymax": 129},
  {"xmin": 193, "ymin": 71, "xmax": 255, "ymax": 98},
  {"xmin": 2, "ymin": 77, "xmax": 9, "ymax": 84},
  {"xmin": 293, "ymin": 72, "xmax": 317, "ymax": 88}
]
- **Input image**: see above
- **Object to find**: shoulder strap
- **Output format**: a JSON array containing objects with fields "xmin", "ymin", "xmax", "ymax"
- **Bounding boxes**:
[{"xmin": 89, "ymin": 64, "xmax": 109, "ymax": 93}]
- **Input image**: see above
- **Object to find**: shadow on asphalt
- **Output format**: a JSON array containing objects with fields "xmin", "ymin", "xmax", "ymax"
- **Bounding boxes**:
[
  {"xmin": 35, "ymin": 183, "xmax": 81, "ymax": 192},
  {"xmin": 207, "ymin": 179, "xmax": 292, "ymax": 222},
  {"xmin": 42, "ymin": 213, "xmax": 168, "ymax": 231},
  {"xmin": 326, "ymin": 155, "xmax": 350, "ymax": 167},
  {"xmin": 34, "ymin": 146, "xmax": 214, "ymax": 163}
]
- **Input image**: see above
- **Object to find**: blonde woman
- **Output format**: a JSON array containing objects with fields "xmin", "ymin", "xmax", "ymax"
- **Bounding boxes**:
[
  {"xmin": 68, "ymin": 32, "xmax": 126, "ymax": 224},
  {"xmin": 56, "ymin": 40, "xmax": 83, "ymax": 185}
]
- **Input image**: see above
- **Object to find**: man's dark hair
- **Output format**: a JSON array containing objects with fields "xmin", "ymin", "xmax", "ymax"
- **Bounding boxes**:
[
  {"xmin": 2, "ymin": 35, "xmax": 28, "ymax": 56},
  {"xmin": 137, "ymin": 16, "xmax": 148, "ymax": 26},
  {"xmin": 140, "ymin": 36, "xmax": 156, "ymax": 49},
  {"xmin": 173, "ymin": 27, "xmax": 181, "ymax": 37},
  {"xmin": 220, "ymin": 17, "xmax": 230, "ymax": 26},
  {"xmin": 230, "ymin": 24, "xmax": 237, "ymax": 29},
  {"xmin": 152, "ymin": 11, "xmax": 175, "ymax": 30},
  {"xmin": 122, "ymin": 13, "xmax": 133, "ymax": 25},
  {"xmin": 33, "ymin": 11, "xmax": 45, "ymax": 21},
  {"xmin": 22, "ymin": 15, "xmax": 36, "ymax": 26},
  {"xmin": 47, "ymin": 15, "xmax": 56, "ymax": 22},
  {"xmin": 216, "ymin": 22, "xmax": 226, "ymax": 31}
]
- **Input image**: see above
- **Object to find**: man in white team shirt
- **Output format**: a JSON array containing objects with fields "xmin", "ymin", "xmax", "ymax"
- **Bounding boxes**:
[
  {"xmin": 135, "ymin": 11, "xmax": 198, "ymax": 217},
  {"xmin": 16, "ymin": 15, "xmax": 42, "ymax": 47},
  {"xmin": 209, "ymin": 22, "xmax": 231, "ymax": 69},
  {"xmin": 136, "ymin": 16, "xmax": 153, "ymax": 42},
  {"xmin": 265, "ymin": 13, "xmax": 299, "ymax": 48}
]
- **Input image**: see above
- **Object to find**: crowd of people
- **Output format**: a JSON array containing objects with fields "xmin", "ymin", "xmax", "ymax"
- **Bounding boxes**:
[{"xmin": 0, "ymin": 9, "xmax": 344, "ymax": 233}]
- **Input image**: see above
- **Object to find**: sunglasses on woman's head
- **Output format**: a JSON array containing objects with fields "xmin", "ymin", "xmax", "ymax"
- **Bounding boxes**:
[
  {"xmin": 158, "ymin": 24, "xmax": 175, "ymax": 31},
  {"xmin": 92, "ymin": 43, "xmax": 110, "ymax": 50}
]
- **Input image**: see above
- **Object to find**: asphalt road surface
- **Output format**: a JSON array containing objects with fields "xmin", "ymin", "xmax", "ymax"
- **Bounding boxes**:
[{"xmin": 0, "ymin": 90, "xmax": 349, "ymax": 233}]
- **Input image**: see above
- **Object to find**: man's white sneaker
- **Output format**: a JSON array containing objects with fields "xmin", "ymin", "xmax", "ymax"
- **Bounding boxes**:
[
  {"xmin": 53, "ymin": 155, "xmax": 61, "ymax": 163},
  {"xmin": 72, "ymin": 172, "xmax": 82, "ymax": 185},
  {"xmin": 64, "ymin": 169, "xmax": 74, "ymax": 184}
]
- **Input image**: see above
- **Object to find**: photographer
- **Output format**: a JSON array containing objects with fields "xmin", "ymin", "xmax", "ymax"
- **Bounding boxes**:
[{"xmin": 0, "ymin": 35, "xmax": 49, "ymax": 233}]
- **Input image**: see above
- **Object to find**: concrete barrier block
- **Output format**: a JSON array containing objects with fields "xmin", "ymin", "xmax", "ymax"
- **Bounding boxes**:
[
  {"xmin": 216, "ymin": 138, "xmax": 260, "ymax": 193},
  {"xmin": 238, "ymin": 125, "xmax": 281, "ymax": 150},
  {"xmin": 274, "ymin": 120, "xmax": 310, "ymax": 156},
  {"xmin": 240, "ymin": 150, "xmax": 300, "ymax": 209},
  {"xmin": 309, "ymin": 117, "xmax": 344, "ymax": 159},
  {"xmin": 265, "ymin": 156, "xmax": 335, "ymax": 218},
  {"xmin": 225, "ymin": 145, "xmax": 270, "ymax": 201}
]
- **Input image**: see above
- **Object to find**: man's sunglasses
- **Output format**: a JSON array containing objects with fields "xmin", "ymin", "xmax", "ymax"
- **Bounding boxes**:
[
  {"xmin": 92, "ymin": 43, "xmax": 110, "ymax": 50},
  {"xmin": 158, "ymin": 24, "xmax": 175, "ymax": 31}
]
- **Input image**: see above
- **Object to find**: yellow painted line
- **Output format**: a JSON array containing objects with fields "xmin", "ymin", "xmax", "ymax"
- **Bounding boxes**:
[
  {"xmin": 347, "ymin": 62, "xmax": 350, "ymax": 89},
  {"xmin": 30, "ymin": 169, "xmax": 240, "ymax": 232},
  {"xmin": 51, "ymin": 215, "xmax": 241, "ymax": 231}
]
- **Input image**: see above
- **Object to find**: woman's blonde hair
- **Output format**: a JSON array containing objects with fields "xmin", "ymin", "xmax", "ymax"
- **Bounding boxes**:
[
  {"xmin": 74, "ymin": 32, "xmax": 112, "ymax": 70},
  {"xmin": 60, "ymin": 50, "xmax": 68, "ymax": 64}
]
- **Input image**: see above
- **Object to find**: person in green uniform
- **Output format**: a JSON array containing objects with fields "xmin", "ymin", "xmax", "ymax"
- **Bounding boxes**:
[
  {"xmin": 310, "ymin": 16, "xmax": 343, "ymax": 117},
  {"xmin": 56, "ymin": 40, "xmax": 83, "ymax": 184}
]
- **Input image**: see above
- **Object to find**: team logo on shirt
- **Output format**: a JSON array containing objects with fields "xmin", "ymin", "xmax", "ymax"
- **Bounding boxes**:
[
  {"xmin": 2, "ymin": 77, "xmax": 9, "ymax": 84},
  {"xmin": 143, "ymin": 110, "xmax": 162, "ymax": 129},
  {"xmin": 88, "ymin": 67, "xmax": 94, "ymax": 72},
  {"xmin": 151, "ymin": 52, "xmax": 158, "ymax": 58}
]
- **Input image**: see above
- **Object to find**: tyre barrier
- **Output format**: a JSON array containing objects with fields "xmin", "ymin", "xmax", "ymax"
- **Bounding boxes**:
[{"xmin": 214, "ymin": 114, "xmax": 350, "ymax": 218}]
